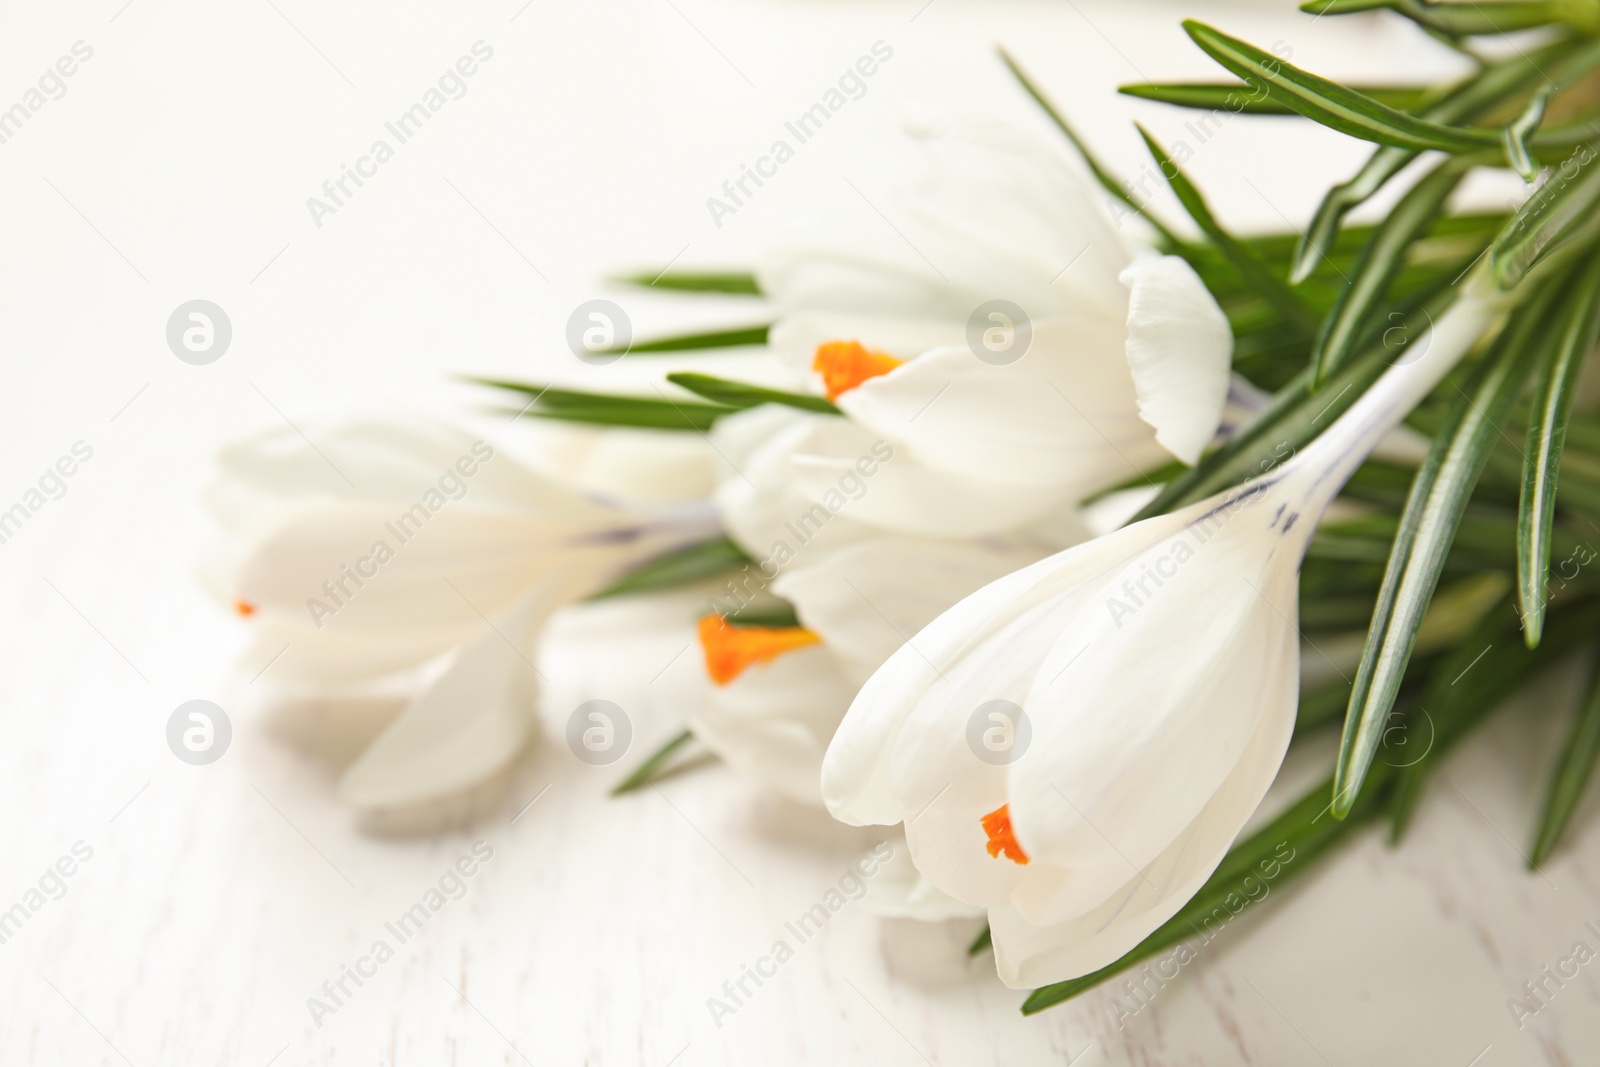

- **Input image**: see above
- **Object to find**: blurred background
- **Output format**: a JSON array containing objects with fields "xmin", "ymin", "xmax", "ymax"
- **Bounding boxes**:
[{"xmin": 0, "ymin": 0, "xmax": 1590, "ymax": 1063}]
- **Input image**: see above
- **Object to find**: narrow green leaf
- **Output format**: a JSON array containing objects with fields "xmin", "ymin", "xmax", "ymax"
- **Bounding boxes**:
[
  {"xmin": 725, "ymin": 602, "xmax": 803, "ymax": 628},
  {"xmin": 611, "ymin": 729, "xmax": 700, "ymax": 795},
  {"xmin": 998, "ymin": 48, "xmax": 1183, "ymax": 247},
  {"xmin": 1518, "ymin": 258, "xmax": 1600, "ymax": 646},
  {"xmin": 1311, "ymin": 158, "xmax": 1468, "ymax": 384},
  {"xmin": 1490, "ymin": 141, "xmax": 1600, "ymax": 288},
  {"xmin": 1183, "ymin": 21, "xmax": 1501, "ymax": 154},
  {"xmin": 589, "ymin": 537, "xmax": 751, "ymax": 600},
  {"xmin": 476, "ymin": 380, "xmax": 737, "ymax": 431},
  {"xmin": 1303, "ymin": 0, "xmax": 1577, "ymax": 36},
  {"xmin": 611, "ymin": 271, "xmax": 761, "ymax": 295},
  {"xmin": 1332, "ymin": 301, "xmax": 1546, "ymax": 818},
  {"xmin": 1136, "ymin": 125, "xmax": 1320, "ymax": 331},
  {"xmin": 1390, "ymin": 597, "xmax": 1600, "ymax": 841},
  {"xmin": 1121, "ymin": 80, "xmax": 1434, "ymax": 115},
  {"xmin": 1291, "ymin": 40, "xmax": 1576, "ymax": 282},
  {"xmin": 967, "ymin": 926, "xmax": 993, "ymax": 956},
  {"xmin": 665, "ymin": 372, "xmax": 840, "ymax": 415},
  {"xmin": 1129, "ymin": 290, "xmax": 1461, "ymax": 522},
  {"xmin": 1531, "ymin": 650, "xmax": 1600, "ymax": 866},
  {"xmin": 1502, "ymin": 87, "xmax": 1552, "ymax": 183},
  {"xmin": 614, "ymin": 323, "xmax": 771, "ymax": 355}
]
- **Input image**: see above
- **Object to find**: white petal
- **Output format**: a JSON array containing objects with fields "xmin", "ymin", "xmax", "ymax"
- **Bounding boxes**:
[
  {"xmin": 990, "ymin": 673, "xmax": 1298, "ymax": 986},
  {"xmin": 773, "ymin": 535, "xmax": 1050, "ymax": 685},
  {"xmin": 337, "ymin": 584, "xmax": 561, "ymax": 811},
  {"xmin": 1119, "ymin": 255, "xmax": 1232, "ymax": 465},
  {"xmin": 837, "ymin": 317, "xmax": 1166, "ymax": 494},
  {"xmin": 862, "ymin": 834, "xmax": 986, "ymax": 921},
  {"xmin": 768, "ymin": 312, "xmax": 962, "ymax": 376},
  {"xmin": 691, "ymin": 645, "xmax": 857, "ymax": 806}
]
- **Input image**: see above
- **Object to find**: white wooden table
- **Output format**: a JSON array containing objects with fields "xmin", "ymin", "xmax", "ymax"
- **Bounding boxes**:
[{"xmin": 1, "ymin": 0, "xmax": 1594, "ymax": 1062}]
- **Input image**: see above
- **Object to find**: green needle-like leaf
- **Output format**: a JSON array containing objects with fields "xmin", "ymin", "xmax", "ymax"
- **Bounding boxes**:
[
  {"xmin": 1303, "ymin": 0, "xmax": 1579, "ymax": 36},
  {"xmin": 1531, "ymin": 650, "xmax": 1600, "ymax": 866},
  {"xmin": 1291, "ymin": 39, "xmax": 1577, "ymax": 282},
  {"xmin": 1332, "ymin": 301, "xmax": 1545, "ymax": 818},
  {"xmin": 475, "ymin": 380, "xmax": 738, "ymax": 431},
  {"xmin": 1136, "ymin": 125, "xmax": 1320, "ymax": 331},
  {"xmin": 999, "ymin": 48, "xmax": 1183, "ymax": 247},
  {"xmin": 1183, "ymin": 21, "xmax": 1501, "ymax": 154},
  {"xmin": 1501, "ymin": 87, "xmax": 1552, "ymax": 183},
  {"xmin": 589, "ymin": 537, "xmax": 752, "ymax": 600},
  {"xmin": 1310, "ymin": 158, "xmax": 1468, "ymax": 384},
  {"xmin": 967, "ymin": 926, "xmax": 993, "ymax": 956},
  {"xmin": 1518, "ymin": 259, "xmax": 1600, "ymax": 646},
  {"xmin": 1490, "ymin": 141, "xmax": 1600, "ymax": 288},
  {"xmin": 611, "ymin": 729, "xmax": 701, "ymax": 795},
  {"xmin": 611, "ymin": 271, "xmax": 761, "ymax": 295},
  {"xmin": 1121, "ymin": 80, "xmax": 1433, "ymax": 115},
  {"xmin": 665, "ymin": 372, "xmax": 840, "ymax": 414},
  {"xmin": 611, "ymin": 323, "xmax": 771, "ymax": 355}
]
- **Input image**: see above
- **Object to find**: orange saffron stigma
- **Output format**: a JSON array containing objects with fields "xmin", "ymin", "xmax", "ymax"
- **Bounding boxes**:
[
  {"xmin": 234, "ymin": 599, "xmax": 257, "ymax": 617},
  {"xmin": 696, "ymin": 614, "xmax": 820, "ymax": 685},
  {"xmin": 981, "ymin": 804, "xmax": 1030, "ymax": 865},
  {"xmin": 812, "ymin": 340, "xmax": 903, "ymax": 401}
]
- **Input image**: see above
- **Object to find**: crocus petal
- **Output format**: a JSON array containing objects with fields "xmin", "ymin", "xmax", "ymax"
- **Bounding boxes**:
[
  {"xmin": 768, "ymin": 312, "xmax": 962, "ymax": 376},
  {"xmin": 772, "ymin": 536, "xmax": 1050, "ymax": 686},
  {"xmin": 690, "ymin": 645, "xmax": 859, "ymax": 806},
  {"xmin": 1119, "ymin": 255, "xmax": 1233, "ymax": 465},
  {"xmin": 337, "ymin": 583, "xmax": 561, "ymax": 811},
  {"xmin": 836, "ymin": 317, "xmax": 1165, "ymax": 494},
  {"xmin": 862, "ymin": 836, "xmax": 987, "ymax": 922}
]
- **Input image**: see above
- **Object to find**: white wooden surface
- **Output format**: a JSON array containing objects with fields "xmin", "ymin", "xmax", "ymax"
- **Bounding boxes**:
[{"xmin": 1, "ymin": 0, "xmax": 1595, "ymax": 1063}]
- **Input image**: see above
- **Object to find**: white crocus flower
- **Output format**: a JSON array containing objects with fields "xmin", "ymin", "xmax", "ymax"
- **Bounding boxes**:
[
  {"xmin": 821, "ymin": 280, "xmax": 1510, "ymax": 986},
  {"xmin": 755, "ymin": 118, "xmax": 1233, "ymax": 538},
  {"xmin": 207, "ymin": 419, "xmax": 717, "ymax": 813}
]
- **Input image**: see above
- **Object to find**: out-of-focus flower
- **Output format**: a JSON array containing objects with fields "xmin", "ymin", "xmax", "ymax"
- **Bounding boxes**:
[{"xmin": 207, "ymin": 419, "xmax": 716, "ymax": 813}]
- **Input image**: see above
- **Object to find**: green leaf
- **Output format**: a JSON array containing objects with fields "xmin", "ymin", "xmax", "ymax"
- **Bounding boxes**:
[
  {"xmin": 1310, "ymin": 158, "xmax": 1468, "ymax": 384},
  {"xmin": 665, "ymin": 372, "xmax": 840, "ymax": 415},
  {"xmin": 967, "ymin": 926, "xmax": 993, "ymax": 956},
  {"xmin": 613, "ymin": 323, "xmax": 771, "ymax": 355},
  {"xmin": 611, "ymin": 729, "xmax": 700, "ymax": 795},
  {"xmin": 1121, "ymin": 80, "xmax": 1434, "ymax": 115},
  {"xmin": 1303, "ymin": 0, "xmax": 1579, "ymax": 36},
  {"xmin": 1290, "ymin": 40, "xmax": 1575, "ymax": 282},
  {"xmin": 475, "ymin": 380, "xmax": 737, "ymax": 431},
  {"xmin": 726, "ymin": 603, "xmax": 803, "ymax": 628},
  {"xmin": 1332, "ymin": 300, "xmax": 1546, "ymax": 818},
  {"xmin": 1135, "ymin": 125, "xmax": 1320, "ymax": 331},
  {"xmin": 1490, "ymin": 141, "xmax": 1600, "ymax": 288},
  {"xmin": 1501, "ymin": 87, "xmax": 1552, "ymax": 183},
  {"xmin": 589, "ymin": 537, "xmax": 751, "ymax": 600},
  {"xmin": 998, "ymin": 48, "xmax": 1183, "ymax": 246},
  {"xmin": 1519, "ymin": 259, "xmax": 1600, "ymax": 646},
  {"xmin": 1183, "ymin": 21, "xmax": 1501, "ymax": 154},
  {"xmin": 611, "ymin": 271, "xmax": 761, "ymax": 295},
  {"xmin": 1531, "ymin": 650, "xmax": 1600, "ymax": 866}
]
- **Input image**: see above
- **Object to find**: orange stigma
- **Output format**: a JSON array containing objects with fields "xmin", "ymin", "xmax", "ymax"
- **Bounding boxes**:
[
  {"xmin": 697, "ymin": 614, "xmax": 820, "ymax": 685},
  {"xmin": 234, "ymin": 599, "xmax": 257, "ymax": 617},
  {"xmin": 812, "ymin": 340, "xmax": 903, "ymax": 401},
  {"xmin": 981, "ymin": 804, "xmax": 1029, "ymax": 865}
]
